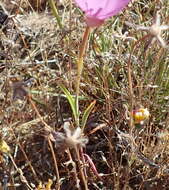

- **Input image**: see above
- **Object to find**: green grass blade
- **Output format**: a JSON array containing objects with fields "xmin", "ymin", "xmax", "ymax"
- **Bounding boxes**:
[
  {"xmin": 81, "ymin": 100, "xmax": 96, "ymax": 131},
  {"xmin": 49, "ymin": 0, "xmax": 63, "ymax": 29},
  {"xmin": 59, "ymin": 84, "xmax": 78, "ymax": 122}
]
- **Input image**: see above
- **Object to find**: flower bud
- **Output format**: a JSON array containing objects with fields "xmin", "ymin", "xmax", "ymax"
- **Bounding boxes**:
[{"xmin": 133, "ymin": 108, "xmax": 150, "ymax": 124}]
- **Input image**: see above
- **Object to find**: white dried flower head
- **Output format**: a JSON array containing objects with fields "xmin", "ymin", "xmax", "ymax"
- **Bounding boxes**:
[
  {"xmin": 63, "ymin": 122, "xmax": 88, "ymax": 148},
  {"xmin": 126, "ymin": 11, "xmax": 169, "ymax": 48},
  {"xmin": 50, "ymin": 122, "xmax": 88, "ymax": 149}
]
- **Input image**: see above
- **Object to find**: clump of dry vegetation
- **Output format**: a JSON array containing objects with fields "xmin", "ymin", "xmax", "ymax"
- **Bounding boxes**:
[{"xmin": 0, "ymin": 0, "xmax": 169, "ymax": 189}]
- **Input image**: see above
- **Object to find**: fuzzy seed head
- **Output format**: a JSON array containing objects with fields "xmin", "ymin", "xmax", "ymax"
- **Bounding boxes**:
[
  {"xmin": 50, "ymin": 122, "xmax": 88, "ymax": 150},
  {"xmin": 64, "ymin": 123, "xmax": 88, "ymax": 148}
]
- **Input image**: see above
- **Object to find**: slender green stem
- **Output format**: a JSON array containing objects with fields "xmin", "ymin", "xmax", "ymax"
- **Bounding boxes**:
[
  {"xmin": 75, "ymin": 26, "xmax": 91, "ymax": 127},
  {"xmin": 49, "ymin": 0, "xmax": 63, "ymax": 29}
]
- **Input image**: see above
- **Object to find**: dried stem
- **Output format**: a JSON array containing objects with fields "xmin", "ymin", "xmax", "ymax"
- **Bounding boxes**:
[
  {"xmin": 67, "ymin": 149, "xmax": 80, "ymax": 188},
  {"xmin": 127, "ymin": 34, "xmax": 150, "ymax": 134},
  {"xmin": 29, "ymin": 95, "xmax": 60, "ymax": 189},
  {"xmin": 75, "ymin": 146, "xmax": 88, "ymax": 190},
  {"xmin": 28, "ymin": 95, "xmax": 52, "ymax": 132},
  {"xmin": 9, "ymin": 126, "xmax": 38, "ymax": 182},
  {"xmin": 48, "ymin": 138, "xmax": 60, "ymax": 190},
  {"xmin": 9, "ymin": 154, "xmax": 33, "ymax": 190}
]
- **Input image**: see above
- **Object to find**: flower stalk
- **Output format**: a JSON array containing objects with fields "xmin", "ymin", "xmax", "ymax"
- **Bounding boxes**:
[{"xmin": 75, "ymin": 26, "xmax": 91, "ymax": 127}]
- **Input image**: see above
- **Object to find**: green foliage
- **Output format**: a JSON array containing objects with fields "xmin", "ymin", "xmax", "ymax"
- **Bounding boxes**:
[
  {"xmin": 81, "ymin": 100, "xmax": 96, "ymax": 131},
  {"xmin": 59, "ymin": 85, "xmax": 95, "ymax": 130},
  {"xmin": 59, "ymin": 84, "xmax": 78, "ymax": 123}
]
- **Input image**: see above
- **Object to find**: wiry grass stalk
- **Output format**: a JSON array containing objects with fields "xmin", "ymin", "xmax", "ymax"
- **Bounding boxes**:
[
  {"xmin": 29, "ymin": 95, "xmax": 61, "ymax": 188},
  {"xmin": 67, "ymin": 149, "xmax": 80, "ymax": 188},
  {"xmin": 127, "ymin": 51, "xmax": 134, "ymax": 134},
  {"xmin": 9, "ymin": 154, "xmax": 33, "ymax": 190},
  {"xmin": 75, "ymin": 145, "xmax": 88, "ymax": 190},
  {"xmin": 48, "ymin": 138, "xmax": 60, "ymax": 190},
  {"xmin": 9, "ymin": 122, "xmax": 39, "ymax": 182},
  {"xmin": 28, "ymin": 95, "xmax": 52, "ymax": 132},
  {"xmin": 75, "ymin": 26, "xmax": 91, "ymax": 127},
  {"xmin": 127, "ymin": 34, "xmax": 150, "ymax": 134},
  {"xmin": 49, "ymin": 0, "xmax": 63, "ymax": 29}
]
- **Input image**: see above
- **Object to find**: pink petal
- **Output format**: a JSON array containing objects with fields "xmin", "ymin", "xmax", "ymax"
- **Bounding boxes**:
[{"xmin": 74, "ymin": 0, "xmax": 131, "ymax": 20}]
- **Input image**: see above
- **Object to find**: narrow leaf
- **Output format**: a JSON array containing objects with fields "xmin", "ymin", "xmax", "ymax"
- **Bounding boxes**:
[
  {"xmin": 81, "ymin": 100, "xmax": 96, "ymax": 131},
  {"xmin": 59, "ymin": 84, "xmax": 78, "ymax": 121}
]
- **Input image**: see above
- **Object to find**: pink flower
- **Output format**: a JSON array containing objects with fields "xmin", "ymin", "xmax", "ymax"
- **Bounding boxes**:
[{"xmin": 74, "ymin": 0, "xmax": 131, "ymax": 27}]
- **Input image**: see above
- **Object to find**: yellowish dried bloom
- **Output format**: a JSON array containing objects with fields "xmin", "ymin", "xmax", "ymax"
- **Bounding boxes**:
[
  {"xmin": 0, "ymin": 139, "xmax": 11, "ymax": 154},
  {"xmin": 133, "ymin": 108, "xmax": 150, "ymax": 124}
]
